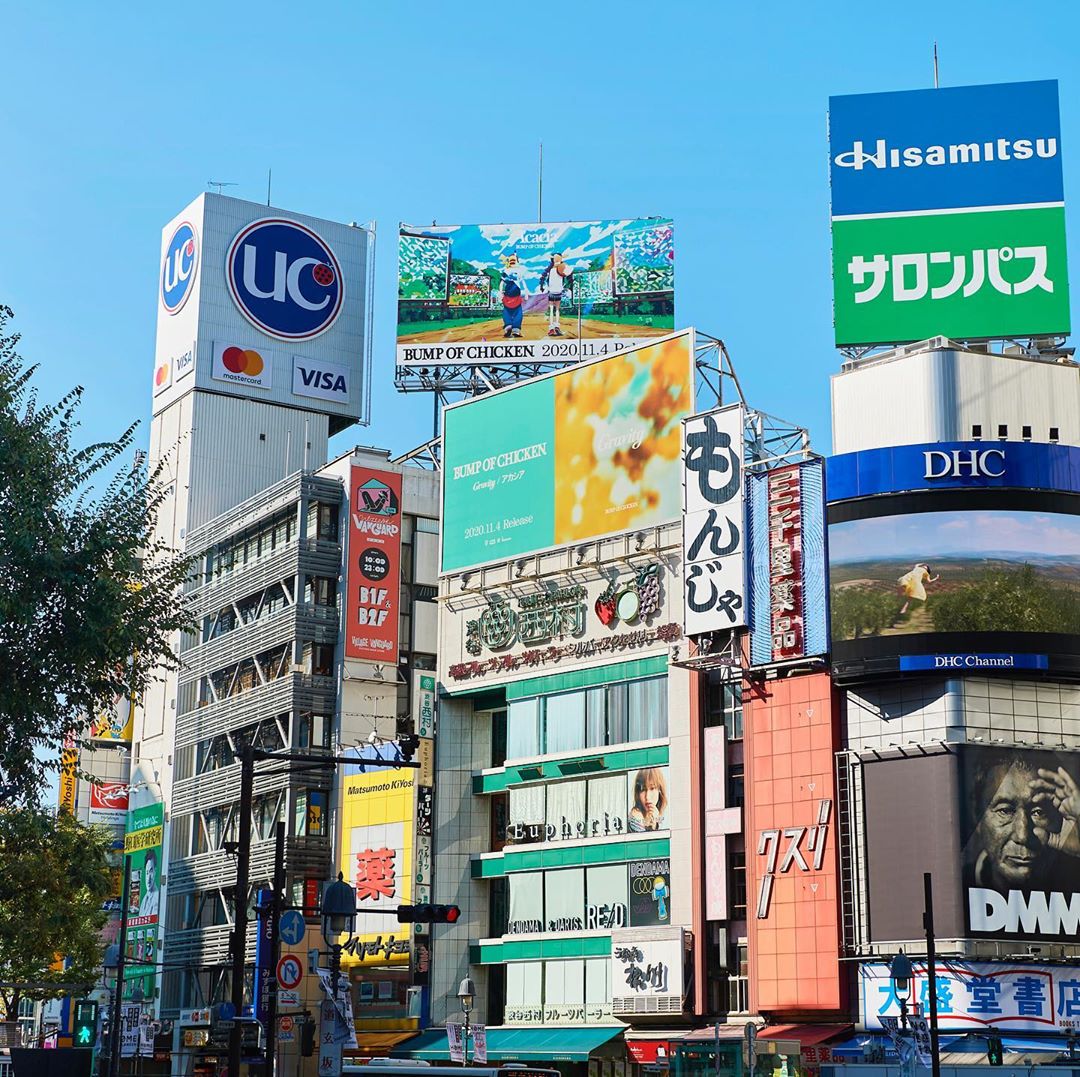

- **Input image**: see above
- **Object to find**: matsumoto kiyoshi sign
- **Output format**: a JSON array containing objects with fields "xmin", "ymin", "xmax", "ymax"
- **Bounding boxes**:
[
  {"xmin": 829, "ymin": 80, "xmax": 1069, "ymax": 346},
  {"xmin": 441, "ymin": 331, "xmax": 694, "ymax": 573}
]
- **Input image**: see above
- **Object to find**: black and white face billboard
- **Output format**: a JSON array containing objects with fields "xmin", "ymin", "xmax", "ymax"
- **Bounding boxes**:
[
  {"xmin": 961, "ymin": 744, "xmax": 1080, "ymax": 943},
  {"xmin": 682, "ymin": 405, "xmax": 746, "ymax": 635}
]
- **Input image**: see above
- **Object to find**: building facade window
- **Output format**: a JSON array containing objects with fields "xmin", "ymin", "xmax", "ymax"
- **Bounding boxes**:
[
  {"xmin": 505, "ymin": 675, "xmax": 668, "ymax": 763},
  {"xmin": 729, "ymin": 850, "xmax": 746, "ymax": 920},
  {"xmin": 705, "ymin": 673, "xmax": 743, "ymax": 740},
  {"xmin": 503, "ymin": 958, "xmax": 613, "ymax": 1025}
]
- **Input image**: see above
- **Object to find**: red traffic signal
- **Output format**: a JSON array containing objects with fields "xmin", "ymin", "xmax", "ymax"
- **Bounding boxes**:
[{"xmin": 396, "ymin": 903, "xmax": 461, "ymax": 924}]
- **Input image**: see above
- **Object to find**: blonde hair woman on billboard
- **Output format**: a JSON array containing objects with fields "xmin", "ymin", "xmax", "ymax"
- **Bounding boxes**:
[
  {"xmin": 897, "ymin": 563, "xmax": 939, "ymax": 615},
  {"xmin": 629, "ymin": 768, "xmax": 668, "ymax": 832}
]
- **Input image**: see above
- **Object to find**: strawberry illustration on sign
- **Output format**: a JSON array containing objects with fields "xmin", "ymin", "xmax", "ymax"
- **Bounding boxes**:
[
  {"xmin": 595, "ymin": 579, "xmax": 618, "ymax": 626},
  {"xmin": 594, "ymin": 564, "xmax": 663, "ymax": 627}
]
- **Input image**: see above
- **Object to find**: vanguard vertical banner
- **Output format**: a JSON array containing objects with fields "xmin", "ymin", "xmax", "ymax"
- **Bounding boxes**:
[
  {"xmin": 345, "ymin": 466, "xmax": 403, "ymax": 664},
  {"xmin": 397, "ymin": 218, "xmax": 675, "ymax": 365},
  {"xmin": 829, "ymin": 80, "xmax": 1069, "ymax": 345}
]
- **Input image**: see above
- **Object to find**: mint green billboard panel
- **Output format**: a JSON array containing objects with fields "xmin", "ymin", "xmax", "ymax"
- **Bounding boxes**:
[
  {"xmin": 833, "ymin": 205, "xmax": 1070, "ymax": 346},
  {"xmin": 442, "ymin": 376, "xmax": 556, "ymax": 571}
]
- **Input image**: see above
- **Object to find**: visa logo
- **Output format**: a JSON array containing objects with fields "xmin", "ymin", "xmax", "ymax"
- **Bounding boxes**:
[{"xmin": 293, "ymin": 357, "xmax": 350, "ymax": 402}]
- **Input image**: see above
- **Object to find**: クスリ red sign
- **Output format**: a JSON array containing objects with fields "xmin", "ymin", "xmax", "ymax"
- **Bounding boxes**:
[{"xmin": 345, "ymin": 466, "xmax": 403, "ymax": 663}]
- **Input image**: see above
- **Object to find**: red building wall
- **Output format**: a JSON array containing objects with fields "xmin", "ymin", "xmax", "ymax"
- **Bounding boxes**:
[{"xmin": 745, "ymin": 672, "xmax": 844, "ymax": 1015}]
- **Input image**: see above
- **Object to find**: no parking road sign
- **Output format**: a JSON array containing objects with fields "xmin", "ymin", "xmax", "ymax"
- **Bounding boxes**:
[{"xmin": 277, "ymin": 954, "xmax": 303, "ymax": 991}]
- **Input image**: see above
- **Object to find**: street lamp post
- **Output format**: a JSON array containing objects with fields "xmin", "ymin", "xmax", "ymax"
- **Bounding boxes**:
[
  {"xmin": 923, "ymin": 873, "xmax": 942, "ymax": 1077},
  {"xmin": 321, "ymin": 873, "xmax": 358, "ymax": 1004},
  {"xmin": 890, "ymin": 950, "xmax": 913, "ymax": 1031},
  {"xmin": 457, "ymin": 977, "xmax": 476, "ymax": 1067}
]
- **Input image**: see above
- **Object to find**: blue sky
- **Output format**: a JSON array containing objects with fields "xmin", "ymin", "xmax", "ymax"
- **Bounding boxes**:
[
  {"xmin": 830, "ymin": 510, "xmax": 1080, "ymax": 563},
  {"xmin": 2, "ymin": 1, "xmax": 1079, "ymax": 464}
]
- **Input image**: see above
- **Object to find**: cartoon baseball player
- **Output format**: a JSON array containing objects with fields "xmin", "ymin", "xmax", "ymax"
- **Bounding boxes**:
[{"xmin": 539, "ymin": 251, "xmax": 574, "ymax": 336}]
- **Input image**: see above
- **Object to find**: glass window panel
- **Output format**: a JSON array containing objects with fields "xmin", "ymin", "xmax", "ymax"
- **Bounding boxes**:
[
  {"xmin": 507, "ymin": 699, "xmax": 540, "ymax": 760},
  {"xmin": 585, "ymin": 957, "xmax": 611, "ymax": 1005},
  {"xmin": 543, "ymin": 691, "xmax": 585, "ymax": 754},
  {"xmin": 508, "ymin": 785, "xmax": 546, "ymax": 839},
  {"xmin": 607, "ymin": 683, "xmax": 628, "ymax": 745},
  {"xmin": 508, "ymin": 873, "xmax": 544, "ymax": 934},
  {"xmin": 628, "ymin": 677, "xmax": 667, "ymax": 742},
  {"xmin": 546, "ymin": 780, "xmax": 586, "ymax": 842},
  {"xmin": 546, "ymin": 958, "xmax": 584, "ymax": 1005},
  {"xmin": 544, "ymin": 868, "xmax": 584, "ymax": 932},
  {"xmin": 586, "ymin": 775, "xmax": 628, "ymax": 840},
  {"xmin": 586, "ymin": 687, "xmax": 607, "ymax": 748},
  {"xmin": 585, "ymin": 865, "xmax": 629, "ymax": 930}
]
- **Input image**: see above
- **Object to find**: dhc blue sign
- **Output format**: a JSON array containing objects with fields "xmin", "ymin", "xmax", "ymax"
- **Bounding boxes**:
[
  {"xmin": 226, "ymin": 218, "xmax": 344, "ymax": 341},
  {"xmin": 827, "ymin": 441, "xmax": 1080, "ymax": 502},
  {"xmin": 829, "ymin": 80, "xmax": 1063, "ymax": 216},
  {"xmin": 900, "ymin": 654, "xmax": 1049, "ymax": 672}
]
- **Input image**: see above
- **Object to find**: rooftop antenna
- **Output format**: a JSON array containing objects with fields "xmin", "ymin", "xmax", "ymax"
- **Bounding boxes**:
[
  {"xmin": 933, "ymin": 41, "xmax": 940, "ymax": 88},
  {"xmin": 538, "ymin": 141, "xmax": 543, "ymax": 222},
  {"xmin": 266, "ymin": 168, "xmax": 272, "ymax": 207},
  {"xmin": 208, "ymin": 180, "xmax": 238, "ymax": 195}
]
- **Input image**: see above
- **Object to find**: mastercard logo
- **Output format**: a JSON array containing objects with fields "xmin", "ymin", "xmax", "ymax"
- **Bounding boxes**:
[
  {"xmin": 154, "ymin": 362, "xmax": 170, "ymax": 386},
  {"xmin": 221, "ymin": 346, "xmax": 265, "ymax": 376}
]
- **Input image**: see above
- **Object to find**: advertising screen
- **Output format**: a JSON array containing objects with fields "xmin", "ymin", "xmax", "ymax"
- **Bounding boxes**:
[
  {"xmin": 828, "ymin": 79, "xmax": 1069, "ymax": 346},
  {"xmin": 960, "ymin": 744, "xmax": 1080, "ymax": 943},
  {"xmin": 123, "ymin": 802, "xmax": 164, "ymax": 1001},
  {"xmin": 829, "ymin": 490, "xmax": 1080, "ymax": 675},
  {"xmin": 441, "ymin": 331, "xmax": 694, "ymax": 574},
  {"xmin": 344, "ymin": 466, "xmax": 403, "ymax": 664},
  {"xmin": 397, "ymin": 218, "xmax": 674, "ymax": 365}
]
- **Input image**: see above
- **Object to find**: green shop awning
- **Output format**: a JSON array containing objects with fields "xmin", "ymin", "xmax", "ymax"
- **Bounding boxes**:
[{"xmin": 395, "ymin": 1025, "xmax": 625, "ymax": 1062}]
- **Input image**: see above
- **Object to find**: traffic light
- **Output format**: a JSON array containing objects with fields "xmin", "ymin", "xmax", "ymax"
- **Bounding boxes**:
[
  {"xmin": 987, "ymin": 1037, "xmax": 1004, "ymax": 1066},
  {"xmin": 396, "ymin": 903, "xmax": 461, "ymax": 924},
  {"xmin": 397, "ymin": 734, "xmax": 420, "ymax": 761},
  {"xmin": 73, "ymin": 999, "xmax": 98, "ymax": 1047}
]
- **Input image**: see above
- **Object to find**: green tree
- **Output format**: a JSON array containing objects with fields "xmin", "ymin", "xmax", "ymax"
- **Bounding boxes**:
[
  {"xmin": 932, "ymin": 564, "xmax": 1080, "ymax": 634},
  {"xmin": 0, "ymin": 307, "xmax": 194, "ymax": 805},
  {"xmin": 0, "ymin": 809, "xmax": 113, "ymax": 1040}
]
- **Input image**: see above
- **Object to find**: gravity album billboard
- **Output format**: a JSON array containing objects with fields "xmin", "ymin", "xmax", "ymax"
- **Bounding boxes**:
[
  {"xmin": 828, "ymin": 490, "xmax": 1080, "ymax": 673},
  {"xmin": 396, "ymin": 218, "xmax": 675, "ymax": 365},
  {"xmin": 960, "ymin": 744, "xmax": 1080, "ymax": 943}
]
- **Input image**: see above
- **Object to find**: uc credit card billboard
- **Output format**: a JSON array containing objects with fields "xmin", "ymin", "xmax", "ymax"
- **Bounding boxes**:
[
  {"xmin": 441, "ymin": 330, "xmax": 694, "ymax": 573},
  {"xmin": 829, "ymin": 80, "xmax": 1069, "ymax": 345},
  {"xmin": 397, "ymin": 217, "xmax": 674, "ymax": 365},
  {"xmin": 152, "ymin": 193, "xmax": 370, "ymax": 426}
]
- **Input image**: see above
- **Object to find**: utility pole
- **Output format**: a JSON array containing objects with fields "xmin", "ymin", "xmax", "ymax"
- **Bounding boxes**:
[
  {"xmin": 108, "ymin": 856, "xmax": 132, "ymax": 1077},
  {"xmin": 264, "ymin": 820, "xmax": 286, "ymax": 1077},
  {"xmin": 227, "ymin": 742, "xmax": 255, "ymax": 1077},
  {"xmin": 924, "ymin": 872, "xmax": 942, "ymax": 1077}
]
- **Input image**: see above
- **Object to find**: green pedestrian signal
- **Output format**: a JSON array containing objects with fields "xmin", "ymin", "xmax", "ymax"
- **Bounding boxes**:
[
  {"xmin": 987, "ymin": 1036, "xmax": 1004, "ymax": 1066},
  {"xmin": 73, "ymin": 999, "xmax": 98, "ymax": 1047}
]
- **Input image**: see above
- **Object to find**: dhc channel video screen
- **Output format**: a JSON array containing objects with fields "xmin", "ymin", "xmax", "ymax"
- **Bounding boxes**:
[{"xmin": 828, "ymin": 489, "xmax": 1080, "ymax": 676}]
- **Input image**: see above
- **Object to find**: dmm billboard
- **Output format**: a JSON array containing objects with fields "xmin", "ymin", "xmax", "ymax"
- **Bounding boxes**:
[
  {"xmin": 441, "ymin": 330, "xmax": 694, "ymax": 574},
  {"xmin": 338, "ymin": 748, "xmax": 416, "ymax": 967},
  {"xmin": 829, "ymin": 80, "xmax": 1069, "ymax": 345},
  {"xmin": 397, "ymin": 218, "xmax": 674, "ymax": 366},
  {"xmin": 344, "ymin": 466, "xmax": 403, "ymax": 665},
  {"xmin": 152, "ymin": 193, "xmax": 370, "ymax": 425}
]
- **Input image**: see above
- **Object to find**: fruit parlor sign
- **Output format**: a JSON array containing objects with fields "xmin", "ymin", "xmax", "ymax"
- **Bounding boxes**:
[{"xmin": 450, "ymin": 563, "xmax": 677, "ymax": 682}]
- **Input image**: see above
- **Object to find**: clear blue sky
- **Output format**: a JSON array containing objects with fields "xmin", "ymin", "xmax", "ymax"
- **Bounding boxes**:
[{"xmin": 2, "ymin": 1, "xmax": 1078, "ymax": 464}]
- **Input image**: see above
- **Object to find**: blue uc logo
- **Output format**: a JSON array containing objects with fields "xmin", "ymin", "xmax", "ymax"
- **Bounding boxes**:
[
  {"xmin": 226, "ymin": 218, "xmax": 344, "ymax": 340},
  {"xmin": 161, "ymin": 221, "xmax": 199, "ymax": 314}
]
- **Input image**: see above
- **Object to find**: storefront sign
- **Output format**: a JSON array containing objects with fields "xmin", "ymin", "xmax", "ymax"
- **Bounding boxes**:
[
  {"xmin": 611, "ymin": 933, "xmax": 683, "ymax": 1003},
  {"xmin": 450, "ymin": 622, "xmax": 680, "ymax": 682},
  {"xmin": 682, "ymin": 405, "xmax": 747, "ymax": 635},
  {"xmin": 629, "ymin": 859, "xmax": 672, "ymax": 927},
  {"xmin": 755, "ymin": 800, "xmax": 832, "ymax": 918},
  {"xmin": 862, "ymin": 960, "xmax": 1080, "ymax": 1032},
  {"xmin": 766, "ymin": 465, "xmax": 803, "ymax": 661},
  {"xmin": 413, "ymin": 670, "xmax": 436, "ymax": 737},
  {"xmin": 345, "ymin": 466, "xmax": 403, "ymax": 664}
]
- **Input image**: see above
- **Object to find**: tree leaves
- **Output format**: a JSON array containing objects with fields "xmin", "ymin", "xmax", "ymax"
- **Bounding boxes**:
[{"xmin": 0, "ymin": 306, "xmax": 195, "ymax": 805}]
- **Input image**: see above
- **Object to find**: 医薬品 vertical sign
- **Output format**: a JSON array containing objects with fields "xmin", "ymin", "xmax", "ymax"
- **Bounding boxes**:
[
  {"xmin": 345, "ymin": 466, "xmax": 403, "ymax": 663},
  {"xmin": 682, "ymin": 405, "xmax": 746, "ymax": 634},
  {"xmin": 830, "ymin": 80, "xmax": 1069, "ymax": 345}
]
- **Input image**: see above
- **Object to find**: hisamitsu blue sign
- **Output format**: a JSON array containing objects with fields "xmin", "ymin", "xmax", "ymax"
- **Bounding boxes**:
[
  {"xmin": 830, "ymin": 80, "xmax": 1063, "ymax": 216},
  {"xmin": 899, "ymin": 654, "xmax": 1049, "ymax": 672},
  {"xmin": 827, "ymin": 441, "xmax": 1080, "ymax": 502}
]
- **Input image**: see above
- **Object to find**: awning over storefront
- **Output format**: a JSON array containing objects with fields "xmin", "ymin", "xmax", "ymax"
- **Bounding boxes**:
[
  {"xmin": 758, "ymin": 1025, "xmax": 853, "ymax": 1048},
  {"xmin": 348, "ymin": 1031, "xmax": 420, "ymax": 1054},
  {"xmin": 397, "ymin": 1025, "xmax": 626, "ymax": 1062}
]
